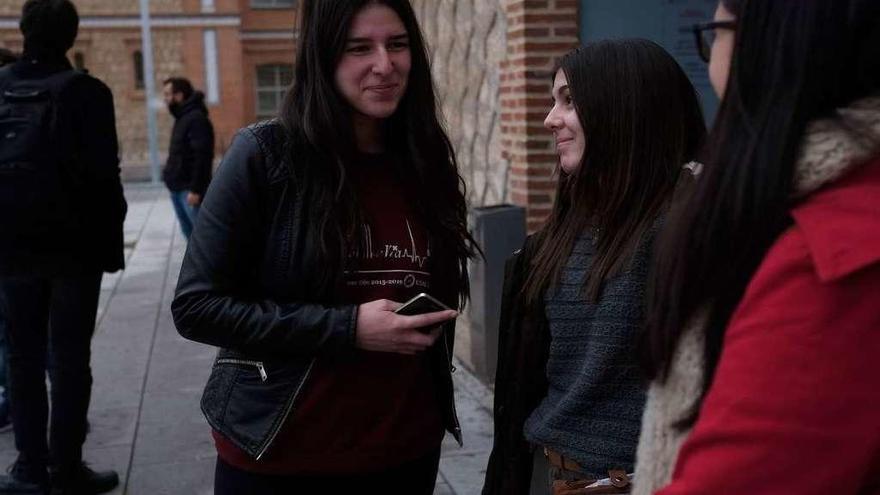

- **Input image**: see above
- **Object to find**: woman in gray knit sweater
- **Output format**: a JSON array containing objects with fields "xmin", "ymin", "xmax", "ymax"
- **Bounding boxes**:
[{"xmin": 482, "ymin": 40, "xmax": 706, "ymax": 495}]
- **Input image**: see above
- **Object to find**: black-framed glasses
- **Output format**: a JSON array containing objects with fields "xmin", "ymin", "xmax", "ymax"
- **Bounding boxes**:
[{"xmin": 692, "ymin": 21, "xmax": 736, "ymax": 63}]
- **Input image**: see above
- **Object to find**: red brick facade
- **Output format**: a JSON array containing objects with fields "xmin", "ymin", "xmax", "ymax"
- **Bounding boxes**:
[
  {"xmin": 501, "ymin": 0, "xmax": 579, "ymax": 231},
  {"xmin": 0, "ymin": 0, "xmax": 297, "ymax": 180}
]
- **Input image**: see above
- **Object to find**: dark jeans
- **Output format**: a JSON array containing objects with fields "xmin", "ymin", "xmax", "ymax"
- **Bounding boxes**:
[
  {"xmin": 214, "ymin": 448, "xmax": 442, "ymax": 495},
  {"xmin": 169, "ymin": 189, "xmax": 200, "ymax": 240},
  {"xmin": 0, "ymin": 272, "xmax": 103, "ymax": 467}
]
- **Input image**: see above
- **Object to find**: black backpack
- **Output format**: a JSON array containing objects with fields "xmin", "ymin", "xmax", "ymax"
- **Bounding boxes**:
[{"xmin": 0, "ymin": 65, "xmax": 84, "ymax": 247}]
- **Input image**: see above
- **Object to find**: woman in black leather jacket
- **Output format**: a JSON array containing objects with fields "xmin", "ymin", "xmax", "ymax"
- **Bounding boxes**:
[{"xmin": 171, "ymin": 0, "xmax": 476, "ymax": 493}]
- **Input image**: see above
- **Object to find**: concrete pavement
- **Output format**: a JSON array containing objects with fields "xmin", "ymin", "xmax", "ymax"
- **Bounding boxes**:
[{"xmin": 0, "ymin": 184, "xmax": 495, "ymax": 494}]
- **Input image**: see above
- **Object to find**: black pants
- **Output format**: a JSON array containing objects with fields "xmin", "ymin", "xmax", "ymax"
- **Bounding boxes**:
[
  {"xmin": 214, "ymin": 448, "xmax": 442, "ymax": 495},
  {"xmin": 0, "ymin": 272, "xmax": 102, "ymax": 467}
]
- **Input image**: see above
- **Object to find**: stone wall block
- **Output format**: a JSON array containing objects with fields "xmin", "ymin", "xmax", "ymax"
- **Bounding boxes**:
[{"xmin": 412, "ymin": 0, "xmax": 507, "ymax": 208}]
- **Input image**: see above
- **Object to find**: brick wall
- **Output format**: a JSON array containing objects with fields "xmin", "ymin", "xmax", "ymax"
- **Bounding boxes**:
[
  {"xmin": 73, "ymin": 28, "xmax": 185, "ymax": 180},
  {"xmin": 0, "ymin": 0, "xmax": 184, "ymax": 16},
  {"xmin": 501, "ymin": 0, "xmax": 579, "ymax": 231},
  {"xmin": 0, "ymin": 0, "xmax": 297, "ymax": 181}
]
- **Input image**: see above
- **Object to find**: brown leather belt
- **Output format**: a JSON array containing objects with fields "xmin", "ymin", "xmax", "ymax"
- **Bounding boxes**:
[{"xmin": 544, "ymin": 447, "xmax": 584, "ymax": 473}]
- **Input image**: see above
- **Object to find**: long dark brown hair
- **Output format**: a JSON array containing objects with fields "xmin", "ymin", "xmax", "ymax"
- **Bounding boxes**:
[
  {"xmin": 641, "ymin": 0, "xmax": 880, "ymax": 427},
  {"xmin": 523, "ymin": 39, "xmax": 706, "ymax": 306},
  {"xmin": 280, "ymin": 0, "xmax": 477, "ymax": 306}
]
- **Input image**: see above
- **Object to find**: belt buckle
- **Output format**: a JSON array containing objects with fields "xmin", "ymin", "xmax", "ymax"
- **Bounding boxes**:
[{"xmin": 548, "ymin": 448, "xmax": 582, "ymax": 474}]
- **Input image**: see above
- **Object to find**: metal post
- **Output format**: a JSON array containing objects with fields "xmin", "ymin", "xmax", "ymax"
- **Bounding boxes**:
[
  {"xmin": 138, "ymin": 0, "xmax": 161, "ymax": 184},
  {"xmin": 467, "ymin": 204, "xmax": 526, "ymax": 383}
]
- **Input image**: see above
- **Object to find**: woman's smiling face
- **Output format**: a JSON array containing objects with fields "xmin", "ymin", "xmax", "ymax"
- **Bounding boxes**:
[
  {"xmin": 334, "ymin": 3, "xmax": 412, "ymax": 122},
  {"xmin": 545, "ymin": 69, "xmax": 586, "ymax": 174}
]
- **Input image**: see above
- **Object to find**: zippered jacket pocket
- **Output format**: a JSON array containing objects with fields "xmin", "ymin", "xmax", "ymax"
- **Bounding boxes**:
[
  {"xmin": 215, "ymin": 358, "xmax": 268, "ymax": 381},
  {"xmin": 200, "ymin": 354, "xmax": 314, "ymax": 459}
]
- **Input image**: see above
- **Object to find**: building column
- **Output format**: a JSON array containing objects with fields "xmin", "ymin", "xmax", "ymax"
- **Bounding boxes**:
[{"xmin": 501, "ymin": 0, "xmax": 579, "ymax": 232}]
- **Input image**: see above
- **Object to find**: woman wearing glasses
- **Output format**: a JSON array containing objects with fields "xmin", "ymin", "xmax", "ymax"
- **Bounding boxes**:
[
  {"xmin": 482, "ymin": 39, "xmax": 706, "ymax": 495},
  {"xmin": 635, "ymin": 0, "xmax": 880, "ymax": 493}
]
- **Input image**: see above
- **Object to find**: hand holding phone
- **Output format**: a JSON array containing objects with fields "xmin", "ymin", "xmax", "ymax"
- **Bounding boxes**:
[
  {"xmin": 394, "ymin": 293, "xmax": 452, "ymax": 316},
  {"xmin": 355, "ymin": 297, "xmax": 457, "ymax": 355},
  {"xmin": 395, "ymin": 293, "xmax": 455, "ymax": 334}
]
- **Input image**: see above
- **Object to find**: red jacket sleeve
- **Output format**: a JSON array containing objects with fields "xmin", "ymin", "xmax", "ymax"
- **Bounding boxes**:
[{"xmin": 656, "ymin": 226, "xmax": 880, "ymax": 495}]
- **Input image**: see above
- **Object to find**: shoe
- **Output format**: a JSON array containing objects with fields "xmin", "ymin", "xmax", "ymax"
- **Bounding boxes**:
[
  {"xmin": 0, "ymin": 460, "xmax": 49, "ymax": 494},
  {"xmin": 49, "ymin": 463, "xmax": 118, "ymax": 495}
]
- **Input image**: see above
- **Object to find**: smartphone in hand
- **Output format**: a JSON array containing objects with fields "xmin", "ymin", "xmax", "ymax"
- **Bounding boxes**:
[{"xmin": 394, "ymin": 293, "xmax": 452, "ymax": 316}]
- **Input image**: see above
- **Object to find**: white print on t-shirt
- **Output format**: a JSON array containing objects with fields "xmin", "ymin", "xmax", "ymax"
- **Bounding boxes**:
[
  {"xmin": 349, "ymin": 219, "xmax": 431, "ymax": 268},
  {"xmin": 345, "ymin": 219, "xmax": 432, "ymax": 290},
  {"xmin": 347, "ymin": 273, "xmax": 430, "ymax": 289}
]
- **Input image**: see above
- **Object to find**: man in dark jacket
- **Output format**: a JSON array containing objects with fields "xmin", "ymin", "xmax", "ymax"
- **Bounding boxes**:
[
  {"xmin": 161, "ymin": 77, "xmax": 215, "ymax": 239},
  {"xmin": 0, "ymin": 1, "xmax": 126, "ymax": 493}
]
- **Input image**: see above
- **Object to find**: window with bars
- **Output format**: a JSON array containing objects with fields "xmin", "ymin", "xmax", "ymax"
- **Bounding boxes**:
[
  {"xmin": 133, "ymin": 50, "xmax": 145, "ymax": 90},
  {"xmin": 250, "ymin": 0, "xmax": 295, "ymax": 8},
  {"xmin": 255, "ymin": 64, "xmax": 293, "ymax": 121}
]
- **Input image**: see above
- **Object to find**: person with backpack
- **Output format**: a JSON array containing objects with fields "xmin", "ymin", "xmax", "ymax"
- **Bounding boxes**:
[
  {"xmin": 0, "ymin": 1, "xmax": 126, "ymax": 493},
  {"xmin": 161, "ymin": 77, "xmax": 215, "ymax": 240}
]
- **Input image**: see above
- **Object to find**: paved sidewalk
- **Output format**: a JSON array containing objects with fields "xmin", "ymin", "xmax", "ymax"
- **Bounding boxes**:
[{"xmin": 0, "ymin": 184, "xmax": 494, "ymax": 494}]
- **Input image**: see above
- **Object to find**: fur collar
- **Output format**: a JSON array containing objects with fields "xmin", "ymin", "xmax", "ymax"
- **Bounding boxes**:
[
  {"xmin": 794, "ymin": 95, "xmax": 880, "ymax": 197},
  {"xmin": 683, "ymin": 95, "xmax": 880, "ymax": 197}
]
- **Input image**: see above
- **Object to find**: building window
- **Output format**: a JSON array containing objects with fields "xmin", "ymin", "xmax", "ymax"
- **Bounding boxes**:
[
  {"xmin": 250, "ymin": 0, "xmax": 295, "ymax": 8},
  {"xmin": 255, "ymin": 64, "xmax": 293, "ymax": 120},
  {"xmin": 73, "ymin": 52, "xmax": 85, "ymax": 71},
  {"xmin": 133, "ymin": 50, "xmax": 145, "ymax": 90}
]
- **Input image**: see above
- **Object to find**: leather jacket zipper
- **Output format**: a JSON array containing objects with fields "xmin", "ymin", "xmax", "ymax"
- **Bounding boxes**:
[
  {"xmin": 444, "ymin": 334, "xmax": 457, "ymax": 373},
  {"xmin": 255, "ymin": 358, "xmax": 315, "ymax": 460},
  {"xmin": 442, "ymin": 330, "xmax": 463, "ymax": 445},
  {"xmin": 216, "ymin": 358, "xmax": 267, "ymax": 382}
]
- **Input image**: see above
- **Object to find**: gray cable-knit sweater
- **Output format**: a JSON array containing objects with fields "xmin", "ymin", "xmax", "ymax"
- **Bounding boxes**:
[{"xmin": 524, "ymin": 227, "xmax": 655, "ymax": 477}]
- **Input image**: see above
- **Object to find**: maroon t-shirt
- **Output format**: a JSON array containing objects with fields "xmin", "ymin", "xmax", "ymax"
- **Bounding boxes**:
[{"xmin": 214, "ymin": 153, "xmax": 445, "ymax": 474}]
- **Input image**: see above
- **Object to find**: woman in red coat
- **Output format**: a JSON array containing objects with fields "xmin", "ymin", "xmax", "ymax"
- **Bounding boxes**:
[{"xmin": 635, "ymin": 0, "xmax": 880, "ymax": 493}]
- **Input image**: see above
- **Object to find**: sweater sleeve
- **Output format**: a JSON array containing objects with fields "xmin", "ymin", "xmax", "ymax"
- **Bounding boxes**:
[{"xmin": 656, "ymin": 227, "xmax": 880, "ymax": 495}]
